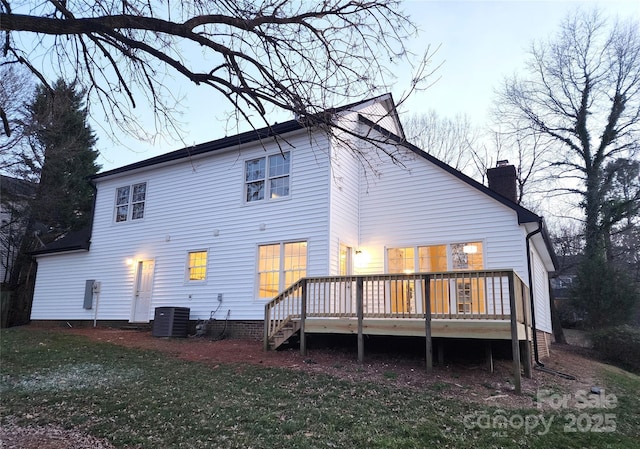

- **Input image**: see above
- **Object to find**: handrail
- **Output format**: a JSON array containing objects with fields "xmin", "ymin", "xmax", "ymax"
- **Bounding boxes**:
[
  {"xmin": 264, "ymin": 270, "xmax": 531, "ymax": 349},
  {"xmin": 263, "ymin": 278, "xmax": 306, "ymax": 350}
]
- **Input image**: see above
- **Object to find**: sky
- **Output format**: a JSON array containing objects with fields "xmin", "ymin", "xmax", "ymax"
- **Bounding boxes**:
[{"xmin": 61, "ymin": 1, "xmax": 640, "ymax": 171}]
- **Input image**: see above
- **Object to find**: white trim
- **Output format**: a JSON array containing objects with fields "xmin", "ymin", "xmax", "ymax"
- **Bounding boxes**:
[
  {"xmin": 184, "ymin": 249, "xmax": 209, "ymax": 284},
  {"xmin": 113, "ymin": 180, "xmax": 149, "ymax": 224},
  {"xmin": 242, "ymin": 151, "xmax": 292, "ymax": 205}
]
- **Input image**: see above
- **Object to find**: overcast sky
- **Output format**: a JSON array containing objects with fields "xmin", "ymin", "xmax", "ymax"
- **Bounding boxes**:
[{"xmin": 90, "ymin": 0, "xmax": 640, "ymax": 172}]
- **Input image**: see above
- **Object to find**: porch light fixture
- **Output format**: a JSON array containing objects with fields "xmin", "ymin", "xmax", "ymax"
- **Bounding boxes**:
[
  {"xmin": 354, "ymin": 249, "xmax": 370, "ymax": 268},
  {"xmin": 463, "ymin": 244, "xmax": 478, "ymax": 254},
  {"xmin": 125, "ymin": 258, "xmax": 134, "ymax": 265}
]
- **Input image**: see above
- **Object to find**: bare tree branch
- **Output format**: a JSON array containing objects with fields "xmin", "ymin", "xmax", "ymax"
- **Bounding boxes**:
[{"xmin": 1, "ymin": 0, "xmax": 434, "ymax": 161}]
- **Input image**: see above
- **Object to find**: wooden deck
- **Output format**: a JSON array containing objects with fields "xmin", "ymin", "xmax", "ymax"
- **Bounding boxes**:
[
  {"xmin": 302, "ymin": 317, "xmax": 528, "ymax": 340},
  {"xmin": 264, "ymin": 270, "xmax": 533, "ymax": 393}
]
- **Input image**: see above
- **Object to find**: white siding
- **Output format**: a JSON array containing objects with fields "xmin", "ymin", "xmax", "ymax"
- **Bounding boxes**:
[
  {"xmin": 531, "ymin": 245, "xmax": 552, "ymax": 333},
  {"xmin": 32, "ymin": 129, "xmax": 331, "ymax": 322},
  {"xmin": 31, "ymin": 97, "xmax": 554, "ymax": 326},
  {"xmin": 357, "ymin": 99, "xmax": 403, "ymax": 136},
  {"xmin": 356, "ymin": 139, "xmax": 529, "ymax": 282},
  {"xmin": 327, "ymin": 135, "xmax": 360, "ymax": 275}
]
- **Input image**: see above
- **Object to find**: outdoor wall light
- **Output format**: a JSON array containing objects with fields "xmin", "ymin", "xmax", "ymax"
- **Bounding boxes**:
[
  {"xmin": 354, "ymin": 249, "xmax": 370, "ymax": 268},
  {"xmin": 463, "ymin": 245, "xmax": 478, "ymax": 254},
  {"xmin": 125, "ymin": 258, "xmax": 134, "ymax": 266}
]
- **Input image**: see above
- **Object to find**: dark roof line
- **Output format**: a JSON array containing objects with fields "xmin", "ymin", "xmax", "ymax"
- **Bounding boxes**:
[
  {"xmin": 357, "ymin": 114, "xmax": 541, "ymax": 224},
  {"xmin": 0, "ymin": 175, "xmax": 37, "ymax": 198},
  {"xmin": 93, "ymin": 120, "xmax": 304, "ymax": 179},
  {"xmin": 30, "ymin": 228, "xmax": 91, "ymax": 256},
  {"xmin": 93, "ymin": 93, "xmax": 398, "ymax": 180}
]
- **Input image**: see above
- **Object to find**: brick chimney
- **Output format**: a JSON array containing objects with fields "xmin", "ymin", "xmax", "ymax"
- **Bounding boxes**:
[{"xmin": 487, "ymin": 160, "xmax": 518, "ymax": 203}]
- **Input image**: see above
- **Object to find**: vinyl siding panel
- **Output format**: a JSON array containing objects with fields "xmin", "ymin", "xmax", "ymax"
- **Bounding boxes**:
[
  {"xmin": 32, "ymin": 129, "xmax": 331, "ymax": 322},
  {"xmin": 32, "ymin": 97, "xmax": 554, "ymax": 327},
  {"xmin": 357, "ymin": 142, "xmax": 529, "ymax": 282},
  {"xmin": 531, "ymin": 245, "xmax": 552, "ymax": 333},
  {"xmin": 327, "ymin": 136, "xmax": 361, "ymax": 275}
]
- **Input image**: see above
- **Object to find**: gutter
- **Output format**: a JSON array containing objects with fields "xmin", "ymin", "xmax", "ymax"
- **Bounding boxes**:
[{"xmin": 525, "ymin": 219, "xmax": 544, "ymax": 367}]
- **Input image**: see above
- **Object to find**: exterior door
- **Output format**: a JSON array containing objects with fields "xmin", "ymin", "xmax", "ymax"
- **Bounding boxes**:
[
  {"xmin": 132, "ymin": 260, "xmax": 155, "ymax": 322},
  {"xmin": 388, "ymin": 247, "xmax": 414, "ymax": 314},
  {"xmin": 339, "ymin": 244, "xmax": 353, "ymax": 314}
]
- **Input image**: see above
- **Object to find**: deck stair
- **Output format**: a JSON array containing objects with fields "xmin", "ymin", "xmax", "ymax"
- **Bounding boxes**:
[{"xmin": 268, "ymin": 319, "xmax": 301, "ymax": 350}]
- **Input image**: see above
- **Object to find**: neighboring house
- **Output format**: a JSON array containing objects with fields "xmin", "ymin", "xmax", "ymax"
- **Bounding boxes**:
[
  {"xmin": 0, "ymin": 175, "xmax": 36, "ymax": 285},
  {"xmin": 30, "ymin": 95, "xmax": 557, "ymax": 386}
]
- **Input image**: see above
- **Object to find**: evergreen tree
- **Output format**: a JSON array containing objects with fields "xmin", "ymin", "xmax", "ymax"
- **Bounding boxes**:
[
  {"xmin": 22, "ymin": 79, "xmax": 100, "ymax": 236},
  {"xmin": 4, "ymin": 79, "xmax": 100, "ymax": 326}
]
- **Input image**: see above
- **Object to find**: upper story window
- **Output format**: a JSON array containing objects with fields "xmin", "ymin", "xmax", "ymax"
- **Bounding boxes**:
[
  {"xmin": 245, "ymin": 152, "xmax": 290, "ymax": 202},
  {"xmin": 115, "ymin": 182, "xmax": 146, "ymax": 222}
]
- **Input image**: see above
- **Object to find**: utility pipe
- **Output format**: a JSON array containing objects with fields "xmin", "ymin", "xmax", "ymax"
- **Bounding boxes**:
[{"xmin": 525, "ymin": 219, "xmax": 544, "ymax": 367}]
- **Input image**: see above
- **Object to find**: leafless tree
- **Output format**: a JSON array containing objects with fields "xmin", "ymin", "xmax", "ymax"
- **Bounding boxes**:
[
  {"xmin": 1, "ymin": 0, "xmax": 435, "ymax": 166},
  {"xmin": 482, "ymin": 124, "xmax": 554, "ymax": 207},
  {"xmin": 0, "ymin": 64, "xmax": 34, "ymax": 170},
  {"xmin": 495, "ymin": 9, "xmax": 640, "ymax": 259},
  {"xmin": 402, "ymin": 110, "xmax": 480, "ymax": 173}
]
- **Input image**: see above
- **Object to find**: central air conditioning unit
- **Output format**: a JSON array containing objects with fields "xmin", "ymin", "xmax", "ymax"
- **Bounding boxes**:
[{"xmin": 152, "ymin": 307, "xmax": 190, "ymax": 338}]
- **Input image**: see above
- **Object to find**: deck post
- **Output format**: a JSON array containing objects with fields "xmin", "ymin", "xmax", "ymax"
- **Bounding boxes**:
[
  {"xmin": 520, "ymin": 282, "xmax": 532, "ymax": 379},
  {"xmin": 508, "ymin": 271, "xmax": 522, "ymax": 394},
  {"xmin": 485, "ymin": 341, "xmax": 493, "ymax": 373},
  {"xmin": 263, "ymin": 304, "xmax": 271, "ymax": 352},
  {"xmin": 300, "ymin": 279, "xmax": 307, "ymax": 357},
  {"xmin": 356, "ymin": 276, "xmax": 364, "ymax": 363},
  {"xmin": 423, "ymin": 275, "xmax": 433, "ymax": 373}
]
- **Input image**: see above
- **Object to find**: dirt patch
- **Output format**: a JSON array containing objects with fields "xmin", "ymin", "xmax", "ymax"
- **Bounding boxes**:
[
  {"xmin": 60, "ymin": 327, "xmax": 606, "ymax": 409},
  {"xmin": 2, "ymin": 326, "xmax": 612, "ymax": 447},
  {"xmin": 0, "ymin": 417, "xmax": 116, "ymax": 449}
]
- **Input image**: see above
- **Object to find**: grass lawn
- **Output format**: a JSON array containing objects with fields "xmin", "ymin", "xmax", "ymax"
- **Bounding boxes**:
[{"xmin": 1, "ymin": 328, "xmax": 639, "ymax": 448}]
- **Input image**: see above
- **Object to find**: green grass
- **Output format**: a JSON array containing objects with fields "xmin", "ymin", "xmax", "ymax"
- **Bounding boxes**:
[{"xmin": 1, "ymin": 328, "xmax": 639, "ymax": 448}]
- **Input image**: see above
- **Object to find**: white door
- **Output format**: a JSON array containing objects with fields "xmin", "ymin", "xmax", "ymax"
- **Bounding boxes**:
[
  {"xmin": 132, "ymin": 260, "xmax": 155, "ymax": 322},
  {"xmin": 339, "ymin": 244, "xmax": 354, "ymax": 314}
]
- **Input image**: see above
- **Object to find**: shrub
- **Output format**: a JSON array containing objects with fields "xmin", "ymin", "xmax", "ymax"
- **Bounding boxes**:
[{"xmin": 591, "ymin": 325, "xmax": 640, "ymax": 373}]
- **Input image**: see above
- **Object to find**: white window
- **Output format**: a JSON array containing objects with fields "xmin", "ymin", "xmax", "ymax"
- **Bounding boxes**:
[
  {"xmin": 387, "ymin": 242, "xmax": 484, "ymax": 272},
  {"xmin": 387, "ymin": 242, "xmax": 485, "ymax": 314},
  {"xmin": 245, "ymin": 152, "xmax": 290, "ymax": 202},
  {"xmin": 257, "ymin": 241, "xmax": 306, "ymax": 298},
  {"xmin": 187, "ymin": 250, "xmax": 208, "ymax": 281},
  {"xmin": 115, "ymin": 182, "xmax": 146, "ymax": 222}
]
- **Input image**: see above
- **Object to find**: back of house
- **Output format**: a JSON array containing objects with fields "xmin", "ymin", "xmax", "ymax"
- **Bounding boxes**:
[{"xmin": 30, "ymin": 94, "xmax": 556, "ymax": 355}]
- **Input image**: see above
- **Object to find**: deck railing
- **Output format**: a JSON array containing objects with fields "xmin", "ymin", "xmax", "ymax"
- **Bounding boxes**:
[{"xmin": 264, "ymin": 270, "xmax": 530, "ymax": 349}]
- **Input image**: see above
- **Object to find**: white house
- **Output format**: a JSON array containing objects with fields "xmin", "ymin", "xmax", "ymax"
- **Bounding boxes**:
[{"xmin": 30, "ymin": 94, "xmax": 556, "ymax": 372}]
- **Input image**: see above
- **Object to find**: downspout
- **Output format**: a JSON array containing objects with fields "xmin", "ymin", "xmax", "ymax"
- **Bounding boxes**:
[{"xmin": 526, "ymin": 219, "xmax": 544, "ymax": 367}]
